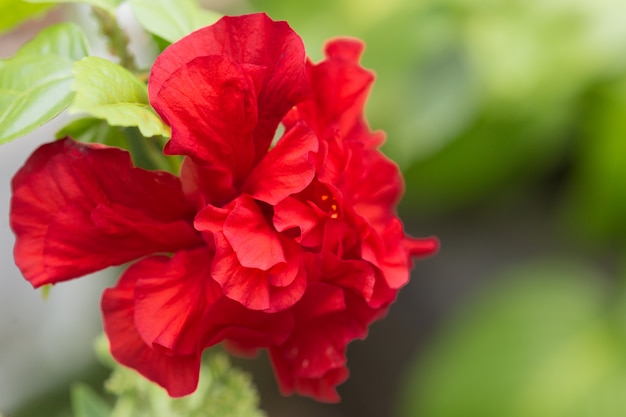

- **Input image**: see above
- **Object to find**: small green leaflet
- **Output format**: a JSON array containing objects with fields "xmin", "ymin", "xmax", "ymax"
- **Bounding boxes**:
[
  {"xmin": 70, "ymin": 57, "xmax": 170, "ymax": 138},
  {"xmin": 130, "ymin": 0, "xmax": 221, "ymax": 43},
  {"xmin": 0, "ymin": 23, "xmax": 88, "ymax": 144},
  {"xmin": 41, "ymin": 284, "xmax": 52, "ymax": 300},
  {"xmin": 23, "ymin": 0, "xmax": 123, "ymax": 16},
  {"xmin": 71, "ymin": 383, "xmax": 112, "ymax": 417}
]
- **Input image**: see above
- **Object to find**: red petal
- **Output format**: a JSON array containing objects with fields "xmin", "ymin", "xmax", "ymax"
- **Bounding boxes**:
[
  {"xmin": 297, "ymin": 38, "xmax": 379, "ymax": 146},
  {"xmin": 101, "ymin": 263, "xmax": 201, "ymax": 397},
  {"xmin": 10, "ymin": 138, "xmax": 202, "ymax": 287},
  {"xmin": 268, "ymin": 286, "xmax": 378, "ymax": 402},
  {"xmin": 343, "ymin": 146, "xmax": 405, "ymax": 231},
  {"xmin": 273, "ymin": 197, "xmax": 323, "ymax": 246},
  {"xmin": 211, "ymin": 233, "xmax": 305, "ymax": 312},
  {"xmin": 211, "ymin": 233, "xmax": 270, "ymax": 310},
  {"xmin": 305, "ymin": 252, "xmax": 376, "ymax": 303},
  {"xmin": 405, "ymin": 235, "xmax": 440, "ymax": 258},
  {"xmin": 156, "ymin": 55, "xmax": 259, "ymax": 182},
  {"xmin": 180, "ymin": 157, "xmax": 237, "ymax": 208},
  {"xmin": 223, "ymin": 196, "xmax": 285, "ymax": 270},
  {"xmin": 133, "ymin": 249, "xmax": 218, "ymax": 356},
  {"xmin": 150, "ymin": 13, "xmax": 309, "ymax": 178},
  {"xmin": 243, "ymin": 122, "xmax": 318, "ymax": 205}
]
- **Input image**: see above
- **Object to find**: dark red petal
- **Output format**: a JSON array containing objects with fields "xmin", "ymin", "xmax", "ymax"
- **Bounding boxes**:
[
  {"xmin": 268, "ymin": 285, "xmax": 377, "ymax": 402},
  {"xmin": 101, "ymin": 263, "xmax": 201, "ymax": 397},
  {"xmin": 270, "ymin": 346, "xmax": 348, "ymax": 403},
  {"xmin": 10, "ymin": 138, "xmax": 201, "ymax": 288},
  {"xmin": 243, "ymin": 123, "xmax": 318, "ymax": 205},
  {"xmin": 133, "ymin": 248, "xmax": 218, "ymax": 356},
  {"xmin": 180, "ymin": 157, "xmax": 238, "ymax": 208},
  {"xmin": 150, "ymin": 13, "xmax": 309, "ymax": 175},
  {"xmin": 305, "ymin": 252, "xmax": 376, "ymax": 303}
]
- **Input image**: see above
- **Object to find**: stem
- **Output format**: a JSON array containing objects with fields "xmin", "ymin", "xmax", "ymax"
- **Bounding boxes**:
[{"xmin": 92, "ymin": 7, "xmax": 138, "ymax": 72}]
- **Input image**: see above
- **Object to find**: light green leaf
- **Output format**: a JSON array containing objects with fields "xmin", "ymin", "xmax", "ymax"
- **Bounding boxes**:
[
  {"xmin": 130, "ymin": 0, "xmax": 221, "ymax": 43},
  {"xmin": 23, "ymin": 0, "xmax": 122, "ymax": 15},
  {"xmin": 0, "ymin": 22, "xmax": 88, "ymax": 144},
  {"xmin": 71, "ymin": 383, "xmax": 112, "ymax": 417},
  {"xmin": 399, "ymin": 262, "xmax": 626, "ymax": 417},
  {"xmin": 15, "ymin": 23, "xmax": 89, "ymax": 61},
  {"xmin": 70, "ymin": 57, "xmax": 170, "ymax": 137},
  {"xmin": 0, "ymin": 0, "xmax": 52, "ymax": 35},
  {"xmin": 0, "ymin": 54, "xmax": 75, "ymax": 144}
]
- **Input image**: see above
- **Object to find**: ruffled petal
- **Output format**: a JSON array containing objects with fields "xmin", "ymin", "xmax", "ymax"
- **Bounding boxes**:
[
  {"xmin": 294, "ymin": 38, "xmax": 381, "ymax": 147},
  {"xmin": 269, "ymin": 285, "xmax": 378, "ymax": 402},
  {"xmin": 222, "ymin": 196, "xmax": 285, "ymax": 270},
  {"xmin": 149, "ymin": 13, "xmax": 309, "ymax": 179},
  {"xmin": 133, "ymin": 248, "xmax": 217, "ymax": 356},
  {"xmin": 101, "ymin": 262, "xmax": 202, "ymax": 397},
  {"xmin": 211, "ymin": 233, "xmax": 306, "ymax": 312},
  {"xmin": 10, "ymin": 138, "xmax": 202, "ymax": 287},
  {"xmin": 243, "ymin": 122, "xmax": 318, "ymax": 205},
  {"xmin": 305, "ymin": 252, "xmax": 375, "ymax": 303},
  {"xmin": 362, "ymin": 218, "xmax": 438, "ymax": 291}
]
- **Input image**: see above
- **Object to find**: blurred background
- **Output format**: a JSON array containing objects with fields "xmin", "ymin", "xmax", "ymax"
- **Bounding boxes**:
[{"xmin": 3, "ymin": 0, "xmax": 626, "ymax": 416}]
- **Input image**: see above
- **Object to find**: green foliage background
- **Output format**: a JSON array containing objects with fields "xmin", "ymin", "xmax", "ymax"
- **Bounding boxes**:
[{"xmin": 3, "ymin": 0, "xmax": 626, "ymax": 416}]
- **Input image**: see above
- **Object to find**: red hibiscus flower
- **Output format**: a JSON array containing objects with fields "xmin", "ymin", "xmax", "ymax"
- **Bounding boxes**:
[{"xmin": 10, "ymin": 13, "xmax": 437, "ymax": 402}]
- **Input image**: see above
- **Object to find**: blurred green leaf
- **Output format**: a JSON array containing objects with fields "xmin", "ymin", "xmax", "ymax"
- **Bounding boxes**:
[
  {"xmin": 252, "ymin": 0, "xmax": 626, "ymax": 215},
  {"xmin": 0, "ymin": 0, "xmax": 52, "ymax": 35},
  {"xmin": 0, "ymin": 23, "xmax": 88, "ymax": 144},
  {"xmin": 57, "ymin": 117, "xmax": 125, "ymax": 145},
  {"xmin": 57, "ymin": 118, "xmax": 181, "ymax": 173},
  {"xmin": 398, "ymin": 262, "xmax": 626, "ymax": 417},
  {"xmin": 129, "ymin": 0, "xmax": 221, "ymax": 43},
  {"xmin": 70, "ymin": 57, "xmax": 170, "ymax": 138},
  {"xmin": 15, "ymin": 22, "xmax": 89, "ymax": 60},
  {"xmin": 71, "ymin": 383, "xmax": 112, "ymax": 417},
  {"xmin": 23, "ymin": 0, "xmax": 122, "ymax": 15},
  {"xmin": 563, "ymin": 77, "xmax": 626, "ymax": 247},
  {"xmin": 92, "ymin": 336, "xmax": 265, "ymax": 417}
]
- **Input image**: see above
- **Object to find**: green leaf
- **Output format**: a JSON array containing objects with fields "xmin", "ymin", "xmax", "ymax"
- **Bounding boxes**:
[
  {"xmin": 70, "ymin": 57, "xmax": 170, "ymax": 138},
  {"xmin": 0, "ymin": 23, "xmax": 88, "ymax": 144},
  {"xmin": 71, "ymin": 383, "xmax": 112, "ymax": 417},
  {"xmin": 0, "ymin": 0, "xmax": 52, "ymax": 35},
  {"xmin": 0, "ymin": 54, "xmax": 75, "ymax": 144},
  {"xmin": 12, "ymin": 22, "xmax": 89, "ymax": 63},
  {"xmin": 130, "ymin": 0, "xmax": 221, "ymax": 43},
  {"xmin": 57, "ymin": 117, "xmax": 126, "ymax": 145},
  {"xmin": 563, "ymin": 77, "xmax": 626, "ymax": 247},
  {"xmin": 23, "ymin": 0, "xmax": 123, "ymax": 15},
  {"xmin": 399, "ymin": 262, "xmax": 626, "ymax": 417},
  {"xmin": 15, "ymin": 23, "xmax": 89, "ymax": 61}
]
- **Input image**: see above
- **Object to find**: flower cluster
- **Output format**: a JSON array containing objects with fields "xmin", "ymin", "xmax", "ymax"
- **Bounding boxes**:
[{"xmin": 10, "ymin": 13, "xmax": 437, "ymax": 402}]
